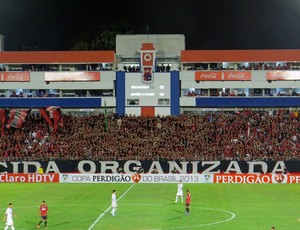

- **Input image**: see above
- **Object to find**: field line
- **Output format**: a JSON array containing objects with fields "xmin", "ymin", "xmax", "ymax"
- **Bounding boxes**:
[{"xmin": 88, "ymin": 183, "xmax": 136, "ymax": 230}]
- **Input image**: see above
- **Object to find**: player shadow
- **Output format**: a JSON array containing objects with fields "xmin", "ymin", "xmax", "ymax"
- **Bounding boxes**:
[
  {"xmin": 173, "ymin": 209, "xmax": 184, "ymax": 214},
  {"xmin": 165, "ymin": 197, "xmax": 173, "ymax": 202},
  {"xmin": 42, "ymin": 218, "xmax": 98, "ymax": 229},
  {"xmin": 25, "ymin": 221, "xmax": 73, "ymax": 229},
  {"xmin": 165, "ymin": 197, "xmax": 176, "ymax": 205},
  {"xmin": 164, "ymin": 209, "xmax": 185, "ymax": 221},
  {"xmin": 45, "ymin": 221, "xmax": 72, "ymax": 228}
]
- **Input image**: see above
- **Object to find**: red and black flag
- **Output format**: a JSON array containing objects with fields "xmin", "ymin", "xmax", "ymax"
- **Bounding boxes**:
[
  {"xmin": 0, "ymin": 109, "xmax": 8, "ymax": 135},
  {"xmin": 39, "ymin": 106, "xmax": 63, "ymax": 133},
  {"xmin": 6, "ymin": 109, "xmax": 31, "ymax": 129}
]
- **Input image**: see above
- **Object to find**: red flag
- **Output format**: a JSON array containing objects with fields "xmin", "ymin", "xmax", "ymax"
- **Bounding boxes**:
[
  {"xmin": 39, "ymin": 108, "xmax": 54, "ymax": 128},
  {"xmin": 52, "ymin": 109, "xmax": 61, "ymax": 133},
  {"xmin": 0, "ymin": 109, "xmax": 7, "ymax": 135},
  {"xmin": 40, "ymin": 106, "xmax": 62, "ymax": 133}
]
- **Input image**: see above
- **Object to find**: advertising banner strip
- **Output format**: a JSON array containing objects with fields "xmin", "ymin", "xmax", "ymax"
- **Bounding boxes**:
[
  {"xmin": 195, "ymin": 71, "xmax": 251, "ymax": 81},
  {"xmin": 0, "ymin": 72, "xmax": 30, "ymax": 82},
  {"xmin": 266, "ymin": 71, "xmax": 300, "ymax": 81},
  {"xmin": 59, "ymin": 173, "xmax": 214, "ymax": 184},
  {"xmin": 2, "ymin": 173, "xmax": 300, "ymax": 184},
  {"xmin": 223, "ymin": 71, "xmax": 252, "ymax": 81},
  {"xmin": 45, "ymin": 72, "xmax": 100, "ymax": 82},
  {"xmin": 214, "ymin": 173, "xmax": 300, "ymax": 184},
  {"xmin": 195, "ymin": 71, "xmax": 222, "ymax": 81},
  {"xmin": 59, "ymin": 173, "xmax": 300, "ymax": 184},
  {"xmin": 0, "ymin": 174, "xmax": 59, "ymax": 183}
]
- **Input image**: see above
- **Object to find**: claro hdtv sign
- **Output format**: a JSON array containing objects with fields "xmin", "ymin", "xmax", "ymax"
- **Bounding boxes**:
[{"xmin": 0, "ymin": 173, "xmax": 59, "ymax": 183}]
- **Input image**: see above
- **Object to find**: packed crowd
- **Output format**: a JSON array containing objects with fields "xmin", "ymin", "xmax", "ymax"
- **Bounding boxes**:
[
  {"xmin": 184, "ymin": 63, "xmax": 290, "ymax": 71},
  {"xmin": 0, "ymin": 109, "xmax": 300, "ymax": 162}
]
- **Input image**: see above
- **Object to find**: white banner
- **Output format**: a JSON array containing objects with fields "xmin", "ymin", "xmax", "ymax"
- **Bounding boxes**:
[{"xmin": 59, "ymin": 173, "xmax": 214, "ymax": 184}]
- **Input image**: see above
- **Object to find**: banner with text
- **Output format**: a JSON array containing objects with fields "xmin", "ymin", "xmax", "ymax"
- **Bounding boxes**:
[
  {"xmin": 195, "ymin": 71, "xmax": 251, "ymax": 81},
  {"xmin": 223, "ymin": 71, "xmax": 252, "ymax": 81},
  {"xmin": 0, "ymin": 173, "xmax": 59, "ymax": 183},
  {"xmin": 59, "ymin": 173, "xmax": 300, "ymax": 184},
  {"xmin": 266, "ymin": 71, "xmax": 300, "ymax": 81},
  {"xmin": 45, "ymin": 72, "xmax": 100, "ymax": 82},
  {"xmin": 1, "ymin": 160, "xmax": 299, "ymax": 174},
  {"xmin": 0, "ymin": 72, "xmax": 30, "ymax": 82},
  {"xmin": 214, "ymin": 173, "xmax": 300, "ymax": 184},
  {"xmin": 59, "ymin": 173, "xmax": 214, "ymax": 183},
  {"xmin": 195, "ymin": 71, "xmax": 222, "ymax": 81}
]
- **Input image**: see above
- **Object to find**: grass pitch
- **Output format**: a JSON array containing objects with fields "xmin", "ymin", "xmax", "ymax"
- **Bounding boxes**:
[{"xmin": 0, "ymin": 183, "xmax": 299, "ymax": 230}]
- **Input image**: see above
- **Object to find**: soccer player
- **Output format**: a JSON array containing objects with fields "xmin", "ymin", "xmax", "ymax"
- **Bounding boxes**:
[
  {"xmin": 37, "ymin": 201, "xmax": 48, "ymax": 229},
  {"xmin": 4, "ymin": 203, "xmax": 15, "ymax": 230},
  {"xmin": 111, "ymin": 190, "xmax": 117, "ymax": 216},
  {"xmin": 175, "ymin": 180, "xmax": 183, "ymax": 203},
  {"xmin": 185, "ymin": 189, "xmax": 191, "ymax": 215}
]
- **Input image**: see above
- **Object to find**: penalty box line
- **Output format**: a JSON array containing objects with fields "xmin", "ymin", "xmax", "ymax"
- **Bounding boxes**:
[{"xmin": 88, "ymin": 183, "xmax": 136, "ymax": 230}]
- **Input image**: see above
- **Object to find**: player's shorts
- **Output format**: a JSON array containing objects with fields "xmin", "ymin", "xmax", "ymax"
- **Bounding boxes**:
[
  {"xmin": 6, "ymin": 217, "xmax": 13, "ymax": 226},
  {"xmin": 176, "ymin": 191, "xmax": 183, "ymax": 196},
  {"xmin": 185, "ymin": 203, "xmax": 190, "ymax": 207},
  {"xmin": 41, "ymin": 215, "xmax": 48, "ymax": 220}
]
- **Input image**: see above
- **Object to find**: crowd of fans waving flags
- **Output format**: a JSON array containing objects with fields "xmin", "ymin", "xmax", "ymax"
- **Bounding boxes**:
[{"xmin": 0, "ymin": 106, "xmax": 63, "ymax": 135}]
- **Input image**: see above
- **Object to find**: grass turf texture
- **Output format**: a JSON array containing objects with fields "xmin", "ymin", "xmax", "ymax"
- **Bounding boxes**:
[{"xmin": 0, "ymin": 183, "xmax": 299, "ymax": 230}]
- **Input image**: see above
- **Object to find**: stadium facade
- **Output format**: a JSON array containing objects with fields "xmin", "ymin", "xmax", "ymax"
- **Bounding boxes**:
[{"xmin": 1, "ymin": 34, "xmax": 300, "ymax": 116}]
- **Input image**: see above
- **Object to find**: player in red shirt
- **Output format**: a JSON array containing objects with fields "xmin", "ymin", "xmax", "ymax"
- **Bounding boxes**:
[
  {"xmin": 185, "ymin": 189, "xmax": 191, "ymax": 215},
  {"xmin": 36, "ymin": 201, "xmax": 48, "ymax": 229}
]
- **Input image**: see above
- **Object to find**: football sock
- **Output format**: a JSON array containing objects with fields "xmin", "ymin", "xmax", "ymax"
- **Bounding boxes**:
[
  {"xmin": 112, "ymin": 208, "xmax": 116, "ymax": 216},
  {"xmin": 38, "ymin": 221, "xmax": 42, "ymax": 225},
  {"xmin": 45, "ymin": 221, "xmax": 47, "ymax": 227},
  {"xmin": 4, "ymin": 226, "xmax": 8, "ymax": 230},
  {"xmin": 186, "ymin": 208, "xmax": 189, "ymax": 213}
]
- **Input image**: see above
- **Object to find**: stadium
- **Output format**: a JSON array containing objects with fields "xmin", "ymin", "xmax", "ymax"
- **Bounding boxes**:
[{"xmin": 0, "ymin": 34, "xmax": 300, "ymax": 229}]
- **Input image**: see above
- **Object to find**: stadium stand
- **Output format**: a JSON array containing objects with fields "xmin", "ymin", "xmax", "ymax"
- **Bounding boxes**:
[{"xmin": 0, "ymin": 109, "xmax": 299, "ymax": 161}]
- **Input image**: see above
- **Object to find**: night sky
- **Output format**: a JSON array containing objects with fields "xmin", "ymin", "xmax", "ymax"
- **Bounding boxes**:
[{"xmin": 1, "ymin": 0, "xmax": 300, "ymax": 51}]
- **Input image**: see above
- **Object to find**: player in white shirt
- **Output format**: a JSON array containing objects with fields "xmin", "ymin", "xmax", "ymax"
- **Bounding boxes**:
[
  {"xmin": 175, "ymin": 180, "xmax": 183, "ymax": 203},
  {"xmin": 111, "ymin": 190, "xmax": 117, "ymax": 216},
  {"xmin": 4, "ymin": 203, "xmax": 15, "ymax": 230}
]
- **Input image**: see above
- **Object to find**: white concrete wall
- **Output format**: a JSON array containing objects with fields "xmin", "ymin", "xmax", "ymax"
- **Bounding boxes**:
[{"xmin": 116, "ymin": 34, "xmax": 185, "ymax": 57}]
